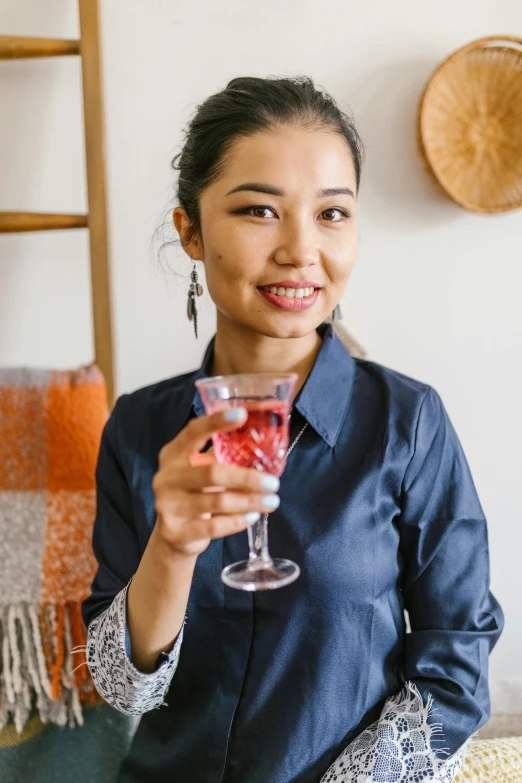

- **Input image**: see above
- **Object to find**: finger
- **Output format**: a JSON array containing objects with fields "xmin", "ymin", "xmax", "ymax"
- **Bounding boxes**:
[
  {"xmin": 178, "ymin": 408, "xmax": 248, "ymax": 456},
  {"xmin": 178, "ymin": 512, "xmax": 262, "ymax": 544},
  {"xmin": 166, "ymin": 489, "xmax": 277, "ymax": 519},
  {"xmin": 162, "ymin": 462, "xmax": 280, "ymax": 494},
  {"xmin": 190, "ymin": 451, "xmax": 217, "ymax": 468}
]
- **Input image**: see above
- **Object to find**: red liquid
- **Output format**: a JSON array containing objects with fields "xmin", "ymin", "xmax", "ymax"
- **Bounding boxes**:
[{"xmin": 212, "ymin": 399, "xmax": 291, "ymax": 477}]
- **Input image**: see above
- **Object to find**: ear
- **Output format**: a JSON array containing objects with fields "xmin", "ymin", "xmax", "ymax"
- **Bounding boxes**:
[{"xmin": 173, "ymin": 207, "xmax": 203, "ymax": 261}]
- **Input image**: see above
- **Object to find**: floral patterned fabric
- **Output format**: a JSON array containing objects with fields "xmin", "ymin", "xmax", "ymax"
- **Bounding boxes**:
[
  {"xmin": 320, "ymin": 682, "xmax": 470, "ymax": 782},
  {"xmin": 85, "ymin": 576, "xmax": 183, "ymax": 717}
]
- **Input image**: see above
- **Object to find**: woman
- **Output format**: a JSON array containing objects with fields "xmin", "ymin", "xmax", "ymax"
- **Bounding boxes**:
[{"xmin": 81, "ymin": 76, "xmax": 504, "ymax": 783}]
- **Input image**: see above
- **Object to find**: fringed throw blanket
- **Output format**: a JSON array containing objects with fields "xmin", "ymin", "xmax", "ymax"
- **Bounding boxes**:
[{"xmin": 0, "ymin": 364, "xmax": 108, "ymax": 733}]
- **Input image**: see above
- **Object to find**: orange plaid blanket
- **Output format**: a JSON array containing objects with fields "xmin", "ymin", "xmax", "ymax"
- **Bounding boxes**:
[{"xmin": 0, "ymin": 364, "xmax": 108, "ymax": 733}]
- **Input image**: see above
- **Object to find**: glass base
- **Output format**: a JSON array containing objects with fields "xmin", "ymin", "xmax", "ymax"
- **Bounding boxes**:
[{"xmin": 221, "ymin": 558, "xmax": 300, "ymax": 591}]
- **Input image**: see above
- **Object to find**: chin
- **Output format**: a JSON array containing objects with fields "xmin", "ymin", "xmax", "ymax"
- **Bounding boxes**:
[{"xmin": 251, "ymin": 316, "xmax": 326, "ymax": 340}]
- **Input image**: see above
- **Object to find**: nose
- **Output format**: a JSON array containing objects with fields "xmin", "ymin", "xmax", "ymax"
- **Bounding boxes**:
[{"xmin": 272, "ymin": 216, "xmax": 319, "ymax": 268}]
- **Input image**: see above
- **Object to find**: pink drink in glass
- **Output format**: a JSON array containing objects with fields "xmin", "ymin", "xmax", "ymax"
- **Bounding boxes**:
[
  {"xmin": 210, "ymin": 399, "xmax": 291, "ymax": 476},
  {"xmin": 195, "ymin": 372, "xmax": 299, "ymax": 591}
]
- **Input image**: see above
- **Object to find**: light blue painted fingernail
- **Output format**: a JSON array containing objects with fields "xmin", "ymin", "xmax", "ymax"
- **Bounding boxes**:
[
  {"xmin": 261, "ymin": 474, "xmax": 280, "ymax": 492},
  {"xmin": 224, "ymin": 407, "xmax": 247, "ymax": 421},
  {"xmin": 262, "ymin": 494, "xmax": 280, "ymax": 509},
  {"xmin": 244, "ymin": 512, "xmax": 261, "ymax": 524}
]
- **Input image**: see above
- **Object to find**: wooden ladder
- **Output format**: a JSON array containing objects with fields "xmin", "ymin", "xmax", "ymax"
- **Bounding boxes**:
[{"xmin": 0, "ymin": 0, "xmax": 115, "ymax": 407}]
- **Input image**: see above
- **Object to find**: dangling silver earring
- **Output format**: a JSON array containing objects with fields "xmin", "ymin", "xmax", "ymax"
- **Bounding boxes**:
[
  {"xmin": 332, "ymin": 303, "xmax": 343, "ymax": 321},
  {"xmin": 187, "ymin": 262, "xmax": 204, "ymax": 338}
]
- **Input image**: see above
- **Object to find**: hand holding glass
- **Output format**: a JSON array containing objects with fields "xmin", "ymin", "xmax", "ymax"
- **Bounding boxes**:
[{"xmin": 195, "ymin": 373, "xmax": 299, "ymax": 591}]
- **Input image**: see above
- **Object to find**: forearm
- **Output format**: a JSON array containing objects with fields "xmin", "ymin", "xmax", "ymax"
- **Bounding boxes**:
[{"xmin": 126, "ymin": 521, "xmax": 197, "ymax": 673}]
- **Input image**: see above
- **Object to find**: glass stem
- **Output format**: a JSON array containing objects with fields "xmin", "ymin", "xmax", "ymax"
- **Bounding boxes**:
[{"xmin": 247, "ymin": 513, "xmax": 273, "ymax": 566}]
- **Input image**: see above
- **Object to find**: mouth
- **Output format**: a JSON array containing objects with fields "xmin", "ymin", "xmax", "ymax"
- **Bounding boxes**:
[{"xmin": 257, "ymin": 285, "xmax": 320, "ymax": 311}]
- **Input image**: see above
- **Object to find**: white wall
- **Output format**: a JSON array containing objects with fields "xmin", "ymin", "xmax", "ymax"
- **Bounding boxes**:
[{"xmin": 1, "ymin": 0, "xmax": 521, "ymax": 693}]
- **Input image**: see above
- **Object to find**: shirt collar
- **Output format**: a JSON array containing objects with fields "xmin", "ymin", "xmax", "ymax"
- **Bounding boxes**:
[{"xmin": 189, "ymin": 322, "xmax": 356, "ymax": 448}]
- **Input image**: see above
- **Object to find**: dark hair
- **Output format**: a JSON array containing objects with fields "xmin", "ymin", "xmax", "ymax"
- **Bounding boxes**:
[{"xmin": 171, "ymin": 75, "xmax": 365, "ymax": 247}]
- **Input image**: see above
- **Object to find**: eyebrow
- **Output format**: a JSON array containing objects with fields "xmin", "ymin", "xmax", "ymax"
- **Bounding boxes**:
[{"xmin": 225, "ymin": 183, "xmax": 355, "ymax": 199}]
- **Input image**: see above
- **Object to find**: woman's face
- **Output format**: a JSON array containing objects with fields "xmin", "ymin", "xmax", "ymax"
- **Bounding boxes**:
[{"xmin": 176, "ymin": 125, "xmax": 359, "ymax": 339}]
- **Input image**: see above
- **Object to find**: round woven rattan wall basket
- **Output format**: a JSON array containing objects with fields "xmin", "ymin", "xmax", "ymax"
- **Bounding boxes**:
[{"xmin": 417, "ymin": 35, "xmax": 522, "ymax": 213}]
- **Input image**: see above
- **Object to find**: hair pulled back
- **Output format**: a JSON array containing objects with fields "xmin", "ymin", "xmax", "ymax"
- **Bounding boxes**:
[{"xmin": 173, "ymin": 75, "xmax": 365, "ymax": 246}]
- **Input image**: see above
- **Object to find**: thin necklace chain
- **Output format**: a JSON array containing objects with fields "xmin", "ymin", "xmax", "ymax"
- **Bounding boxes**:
[
  {"xmin": 287, "ymin": 421, "xmax": 309, "ymax": 456},
  {"xmin": 262, "ymin": 419, "xmax": 308, "ymax": 523}
]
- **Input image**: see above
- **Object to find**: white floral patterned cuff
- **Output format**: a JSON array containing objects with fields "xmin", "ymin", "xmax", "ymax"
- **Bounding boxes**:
[
  {"xmin": 85, "ymin": 576, "xmax": 184, "ymax": 717},
  {"xmin": 320, "ymin": 681, "xmax": 472, "ymax": 783}
]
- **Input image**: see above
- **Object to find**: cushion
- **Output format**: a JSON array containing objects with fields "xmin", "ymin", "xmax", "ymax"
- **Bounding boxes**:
[{"xmin": 455, "ymin": 736, "xmax": 522, "ymax": 782}]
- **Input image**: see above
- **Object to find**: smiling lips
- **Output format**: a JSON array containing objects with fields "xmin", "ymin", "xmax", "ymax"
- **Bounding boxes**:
[
  {"xmin": 259, "ymin": 284, "xmax": 316, "ymax": 298},
  {"xmin": 257, "ymin": 284, "xmax": 320, "ymax": 311}
]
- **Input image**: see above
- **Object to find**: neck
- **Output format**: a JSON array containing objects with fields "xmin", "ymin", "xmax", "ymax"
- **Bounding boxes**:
[{"xmin": 210, "ymin": 314, "xmax": 324, "ymax": 401}]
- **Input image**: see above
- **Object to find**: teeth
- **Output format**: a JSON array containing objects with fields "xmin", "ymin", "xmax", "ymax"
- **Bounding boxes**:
[{"xmin": 261, "ymin": 286, "xmax": 315, "ymax": 298}]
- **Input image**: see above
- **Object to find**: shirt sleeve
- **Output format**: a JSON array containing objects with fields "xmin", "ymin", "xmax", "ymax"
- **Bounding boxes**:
[
  {"xmin": 85, "ymin": 575, "xmax": 183, "ymax": 717},
  {"xmin": 80, "ymin": 395, "xmax": 184, "ymax": 716},
  {"xmin": 320, "ymin": 387, "xmax": 504, "ymax": 782},
  {"xmin": 320, "ymin": 681, "xmax": 470, "ymax": 782}
]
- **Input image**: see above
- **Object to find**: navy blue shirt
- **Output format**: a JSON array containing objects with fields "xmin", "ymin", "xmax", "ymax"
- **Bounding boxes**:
[{"xmin": 82, "ymin": 322, "xmax": 504, "ymax": 783}]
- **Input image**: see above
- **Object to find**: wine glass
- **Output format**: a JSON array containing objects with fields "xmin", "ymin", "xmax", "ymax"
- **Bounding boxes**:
[{"xmin": 194, "ymin": 372, "xmax": 299, "ymax": 591}]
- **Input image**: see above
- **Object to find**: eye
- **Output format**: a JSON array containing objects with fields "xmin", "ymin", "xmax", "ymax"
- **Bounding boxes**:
[
  {"xmin": 236, "ymin": 206, "xmax": 277, "ymax": 219},
  {"xmin": 321, "ymin": 207, "xmax": 350, "ymax": 222},
  {"xmin": 234, "ymin": 205, "xmax": 350, "ymax": 221}
]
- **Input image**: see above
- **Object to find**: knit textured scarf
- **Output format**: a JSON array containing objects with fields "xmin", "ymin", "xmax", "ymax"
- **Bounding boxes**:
[{"xmin": 0, "ymin": 364, "xmax": 107, "ymax": 733}]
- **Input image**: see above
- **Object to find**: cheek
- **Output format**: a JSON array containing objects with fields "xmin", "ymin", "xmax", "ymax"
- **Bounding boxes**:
[
  {"xmin": 206, "ymin": 232, "xmax": 266, "ymax": 286},
  {"xmin": 204, "ymin": 251, "xmax": 251, "ymax": 298},
  {"xmin": 335, "ymin": 232, "xmax": 358, "ymax": 279},
  {"xmin": 330, "ymin": 244, "xmax": 357, "ymax": 283}
]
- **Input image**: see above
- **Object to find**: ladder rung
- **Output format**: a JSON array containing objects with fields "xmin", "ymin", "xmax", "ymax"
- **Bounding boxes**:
[
  {"xmin": 0, "ymin": 35, "xmax": 80, "ymax": 59},
  {"xmin": 0, "ymin": 212, "xmax": 88, "ymax": 233}
]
